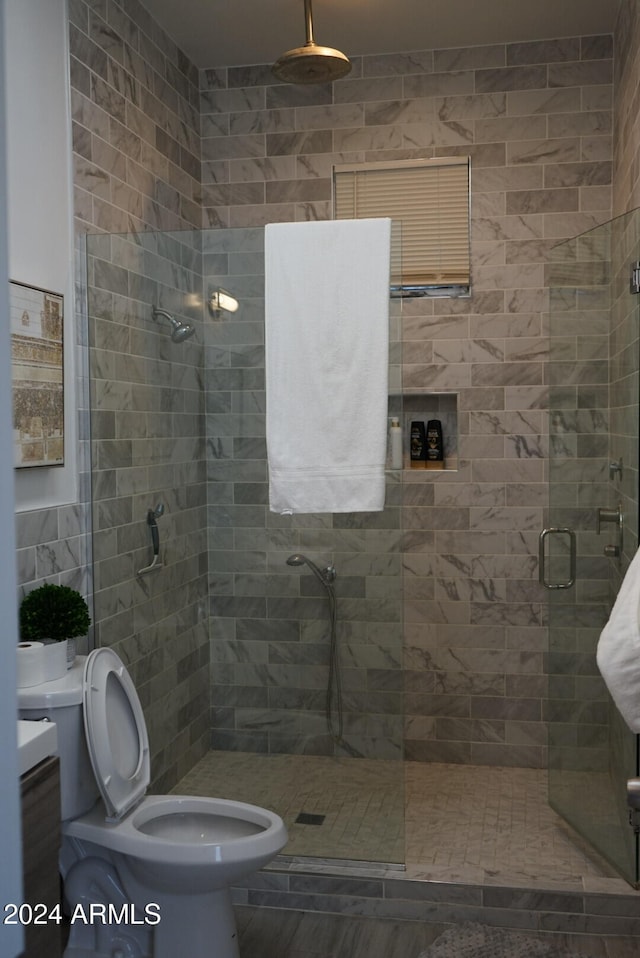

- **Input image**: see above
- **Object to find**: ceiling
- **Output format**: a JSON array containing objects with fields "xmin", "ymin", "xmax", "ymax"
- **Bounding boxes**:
[{"xmin": 140, "ymin": 0, "xmax": 619, "ymax": 71}]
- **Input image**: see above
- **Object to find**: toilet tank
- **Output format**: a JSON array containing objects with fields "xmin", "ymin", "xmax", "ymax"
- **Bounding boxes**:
[{"xmin": 17, "ymin": 655, "xmax": 99, "ymax": 821}]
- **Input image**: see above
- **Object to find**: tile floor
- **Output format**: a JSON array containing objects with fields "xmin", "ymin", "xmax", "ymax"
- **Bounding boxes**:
[
  {"xmin": 174, "ymin": 751, "xmax": 625, "ymax": 890},
  {"xmin": 175, "ymin": 753, "xmax": 640, "ymax": 956}
]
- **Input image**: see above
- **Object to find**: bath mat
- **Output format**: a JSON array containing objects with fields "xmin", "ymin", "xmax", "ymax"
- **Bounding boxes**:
[{"xmin": 417, "ymin": 922, "xmax": 585, "ymax": 958}]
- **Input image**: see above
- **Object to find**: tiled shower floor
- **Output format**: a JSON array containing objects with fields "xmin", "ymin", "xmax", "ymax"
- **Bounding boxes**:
[{"xmin": 173, "ymin": 752, "xmax": 624, "ymax": 891}]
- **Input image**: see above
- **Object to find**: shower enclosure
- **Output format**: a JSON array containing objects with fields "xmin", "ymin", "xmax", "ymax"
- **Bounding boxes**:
[
  {"xmin": 86, "ymin": 211, "xmax": 640, "ymax": 884},
  {"xmin": 85, "ymin": 224, "xmax": 405, "ymax": 865},
  {"xmin": 546, "ymin": 208, "xmax": 640, "ymax": 886}
]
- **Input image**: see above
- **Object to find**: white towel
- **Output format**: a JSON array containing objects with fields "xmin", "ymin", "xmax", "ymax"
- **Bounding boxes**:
[
  {"xmin": 265, "ymin": 218, "xmax": 391, "ymax": 515},
  {"xmin": 596, "ymin": 546, "xmax": 640, "ymax": 732}
]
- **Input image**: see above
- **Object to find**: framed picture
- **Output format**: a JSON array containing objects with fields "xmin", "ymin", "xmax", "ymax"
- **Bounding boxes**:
[{"xmin": 10, "ymin": 281, "xmax": 64, "ymax": 468}]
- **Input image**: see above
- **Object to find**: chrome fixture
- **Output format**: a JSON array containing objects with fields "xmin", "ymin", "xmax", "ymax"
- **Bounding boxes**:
[
  {"xmin": 538, "ymin": 527, "xmax": 576, "ymax": 590},
  {"xmin": 151, "ymin": 306, "xmax": 195, "ymax": 343},
  {"xmin": 286, "ymin": 552, "xmax": 336, "ymax": 586},
  {"xmin": 137, "ymin": 502, "xmax": 165, "ymax": 576},
  {"xmin": 597, "ymin": 502, "xmax": 623, "ymax": 560},
  {"xmin": 272, "ymin": 0, "xmax": 351, "ymax": 85},
  {"xmin": 209, "ymin": 288, "xmax": 239, "ymax": 316},
  {"xmin": 627, "ymin": 777, "xmax": 640, "ymax": 833},
  {"xmin": 609, "ymin": 457, "xmax": 623, "ymax": 480}
]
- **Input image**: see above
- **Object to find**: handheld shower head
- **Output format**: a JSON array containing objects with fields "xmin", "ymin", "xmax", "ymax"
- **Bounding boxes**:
[
  {"xmin": 286, "ymin": 553, "xmax": 337, "ymax": 586},
  {"xmin": 152, "ymin": 307, "xmax": 196, "ymax": 343}
]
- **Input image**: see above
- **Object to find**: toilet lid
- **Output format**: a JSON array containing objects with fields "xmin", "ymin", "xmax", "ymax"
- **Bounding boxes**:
[{"xmin": 83, "ymin": 648, "xmax": 150, "ymax": 821}]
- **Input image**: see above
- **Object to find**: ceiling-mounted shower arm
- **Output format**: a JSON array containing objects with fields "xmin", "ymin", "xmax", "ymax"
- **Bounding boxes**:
[
  {"xmin": 271, "ymin": 0, "xmax": 351, "ymax": 84},
  {"xmin": 304, "ymin": 0, "xmax": 314, "ymax": 45}
]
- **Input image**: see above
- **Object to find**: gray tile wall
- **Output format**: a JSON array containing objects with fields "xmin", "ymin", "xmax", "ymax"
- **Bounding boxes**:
[
  {"xmin": 86, "ymin": 228, "xmax": 210, "ymax": 792},
  {"xmin": 199, "ymin": 35, "xmax": 614, "ymax": 767},
  {"xmin": 233, "ymin": 864, "xmax": 640, "ymax": 938},
  {"xmin": 613, "ymin": 0, "xmax": 640, "ymax": 216}
]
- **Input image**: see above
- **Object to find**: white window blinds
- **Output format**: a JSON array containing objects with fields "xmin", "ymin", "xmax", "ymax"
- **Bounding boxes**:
[{"xmin": 333, "ymin": 157, "xmax": 470, "ymax": 293}]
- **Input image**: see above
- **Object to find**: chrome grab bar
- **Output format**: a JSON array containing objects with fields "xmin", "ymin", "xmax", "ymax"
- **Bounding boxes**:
[{"xmin": 538, "ymin": 527, "xmax": 576, "ymax": 590}]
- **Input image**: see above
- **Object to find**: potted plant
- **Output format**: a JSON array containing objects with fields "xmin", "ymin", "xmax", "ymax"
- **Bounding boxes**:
[{"xmin": 19, "ymin": 583, "xmax": 91, "ymax": 677}]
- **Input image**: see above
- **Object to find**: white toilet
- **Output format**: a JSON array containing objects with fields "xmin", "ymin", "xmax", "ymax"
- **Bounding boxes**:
[{"xmin": 17, "ymin": 648, "xmax": 288, "ymax": 958}]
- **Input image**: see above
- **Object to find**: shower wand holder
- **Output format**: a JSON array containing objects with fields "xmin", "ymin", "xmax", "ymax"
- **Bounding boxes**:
[
  {"xmin": 137, "ymin": 554, "xmax": 163, "ymax": 576},
  {"xmin": 137, "ymin": 504, "xmax": 165, "ymax": 576}
]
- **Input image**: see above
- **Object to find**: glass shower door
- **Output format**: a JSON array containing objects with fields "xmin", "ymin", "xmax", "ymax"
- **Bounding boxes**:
[{"xmin": 546, "ymin": 210, "xmax": 640, "ymax": 886}]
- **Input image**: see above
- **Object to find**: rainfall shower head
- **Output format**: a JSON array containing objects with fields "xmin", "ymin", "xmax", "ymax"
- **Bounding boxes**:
[
  {"xmin": 272, "ymin": 0, "xmax": 351, "ymax": 85},
  {"xmin": 152, "ymin": 306, "xmax": 195, "ymax": 343}
]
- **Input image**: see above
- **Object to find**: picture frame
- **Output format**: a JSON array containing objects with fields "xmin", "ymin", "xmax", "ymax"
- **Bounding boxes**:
[{"xmin": 10, "ymin": 280, "xmax": 64, "ymax": 468}]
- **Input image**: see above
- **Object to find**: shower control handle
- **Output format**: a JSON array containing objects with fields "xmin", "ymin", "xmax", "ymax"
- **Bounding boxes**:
[
  {"xmin": 597, "ymin": 504, "xmax": 622, "ymax": 534},
  {"xmin": 627, "ymin": 777, "xmax": 640, "ymax": 810},
  {"xmin": 597, "ymin": 503, "xmax": 623, "ymax": 561}
]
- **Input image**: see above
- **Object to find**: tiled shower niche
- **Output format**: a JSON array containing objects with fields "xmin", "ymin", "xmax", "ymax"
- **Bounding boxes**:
[{"xmin": 389, "ymin": 392, "xmax": 458, "ymax": 471}]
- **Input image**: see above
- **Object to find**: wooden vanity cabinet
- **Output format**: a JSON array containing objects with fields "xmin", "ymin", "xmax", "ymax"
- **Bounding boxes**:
[{"xmin": 20, "ymin": 755, "xmax": 62, "ymax": 958}]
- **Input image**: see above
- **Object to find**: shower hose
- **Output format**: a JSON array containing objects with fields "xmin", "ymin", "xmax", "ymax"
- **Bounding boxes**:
[{"xmin": 324, "ymin": 579, "xmax": 343, "ymax": 745}]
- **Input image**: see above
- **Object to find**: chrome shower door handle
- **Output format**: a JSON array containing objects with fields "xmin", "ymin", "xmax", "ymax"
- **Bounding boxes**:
[{"xmin": 538, "ymin": 527, "xmax": 576, "ymax": 590}]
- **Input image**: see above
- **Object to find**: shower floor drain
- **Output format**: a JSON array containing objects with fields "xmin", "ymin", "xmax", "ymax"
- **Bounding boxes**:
[{"xmin": 295, "ymin": 812, "xmax": 326, "ymax": 826}]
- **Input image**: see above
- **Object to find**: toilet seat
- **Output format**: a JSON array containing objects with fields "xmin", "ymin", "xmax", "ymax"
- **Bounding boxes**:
[
  {"xmin": 83, "ymin": 648, "xmax": 150, "ymax": 821},
  {"xmin": 66, "ymin": 794, "xmax": 287, "ymax": 875}
]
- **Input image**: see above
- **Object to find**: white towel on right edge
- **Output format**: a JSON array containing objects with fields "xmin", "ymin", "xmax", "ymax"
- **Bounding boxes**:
[{"xmin": 596, "ymin": 546, "xmax": 640, "ymax": 732}]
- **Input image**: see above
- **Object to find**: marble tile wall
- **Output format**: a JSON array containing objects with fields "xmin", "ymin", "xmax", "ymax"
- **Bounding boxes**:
[
  {"xmin": 199, "ymin": 35, "xmax": 615, "ymax": 767},
  {"xmin": 86, "ymin": 228, "xmax": 210, "ymax": 792},
  {"xmin": 613, "ymin": 0, "xmax": 640, "ymax": 216},
  {"xmin": 233, "ymin": 863, "xmax": 640, "ymax": 938}
]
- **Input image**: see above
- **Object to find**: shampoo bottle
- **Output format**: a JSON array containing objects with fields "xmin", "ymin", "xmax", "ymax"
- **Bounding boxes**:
[
  {"xmin": 410, "ymin": 421, "xmax": 426, "ymax": 468},
  {"xmin": 426, "ymin": 419, "xmax": 444, "ymax": 469},
  {"xmin": 389, "ymin": 417, "xmax": 403, "ymax": 469}
]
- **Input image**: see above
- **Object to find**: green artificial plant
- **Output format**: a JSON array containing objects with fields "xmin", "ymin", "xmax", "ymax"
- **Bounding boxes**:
[{"xmin": 19, "ymin": 583, "xmax": 91, "ymax": 643}]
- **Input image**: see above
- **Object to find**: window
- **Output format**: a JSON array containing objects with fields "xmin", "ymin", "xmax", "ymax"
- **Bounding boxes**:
[{"xmin": 333, "ymin": 157, "xmax": 470, "ymax": 297}]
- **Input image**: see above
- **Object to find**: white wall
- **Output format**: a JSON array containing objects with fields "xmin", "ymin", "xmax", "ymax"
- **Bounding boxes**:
[
  {"xmin": 0, "ymin": 1, "xmax": 26, "ymax": 950},
  {"xmin": 5, "ymin": 0, "xmax": 76, "ymax": 512}
]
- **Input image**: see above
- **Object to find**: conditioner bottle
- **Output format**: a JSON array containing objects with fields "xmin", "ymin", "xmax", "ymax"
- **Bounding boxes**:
[{"xmin": 389, "ymin": 417, "xmax": 403, "ymax": 469}]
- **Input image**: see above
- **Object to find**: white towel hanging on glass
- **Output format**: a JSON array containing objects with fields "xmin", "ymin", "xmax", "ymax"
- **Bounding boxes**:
[{"xmin": 265, "ymin": 218, "xmax": 391, "ymax": 515}]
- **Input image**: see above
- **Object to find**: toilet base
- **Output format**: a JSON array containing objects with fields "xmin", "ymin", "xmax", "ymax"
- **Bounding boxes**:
[
  {"xmin": 63, "ymin": 855, "xmax": 241, "ymax": 958},
  {"xmin": 152, "ymin": 887, "xmax": 240, "ymax": 958}
]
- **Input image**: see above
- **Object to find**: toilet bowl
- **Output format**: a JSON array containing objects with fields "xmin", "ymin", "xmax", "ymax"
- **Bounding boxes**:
[{"xmin": 18, "ymin": 648, "xmax": 288, "ymax": 958}]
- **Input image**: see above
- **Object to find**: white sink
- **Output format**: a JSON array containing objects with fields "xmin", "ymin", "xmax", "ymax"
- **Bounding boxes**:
[{"xmin": 17, "ymin": 719, "xmax": 57, "ymax": 776}]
